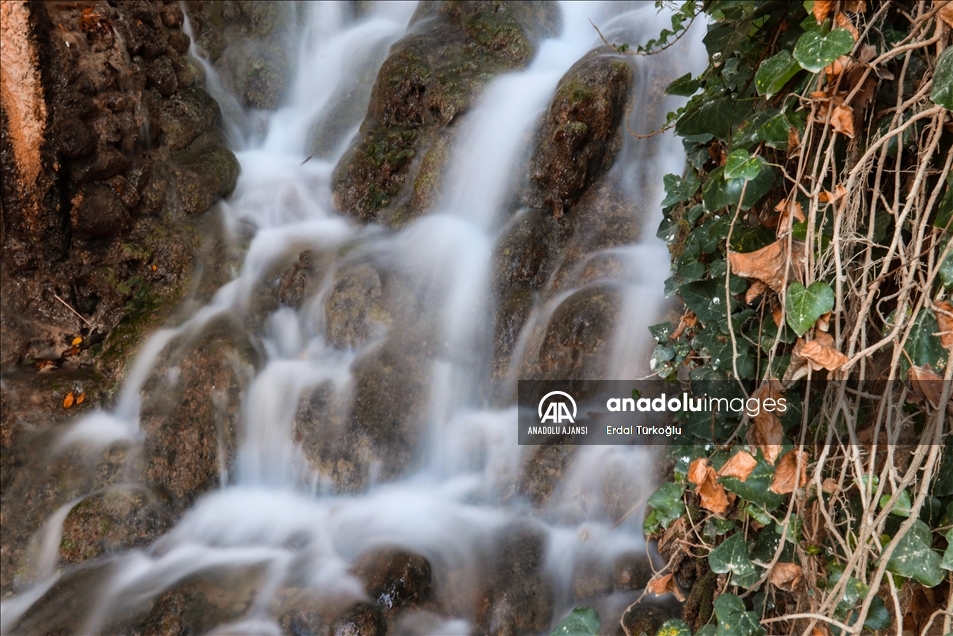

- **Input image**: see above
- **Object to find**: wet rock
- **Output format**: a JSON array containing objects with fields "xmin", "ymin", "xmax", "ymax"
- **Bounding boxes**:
[
  {"xmin": 524, "ymin": 47, "xmax": 633, "ymax": 216},
  {"xmin": 480, "ymin": 522, "xmax": 554, "ymax": 635},
  {"xmin": 171, "ymin": 131, "xmax": 241, "ymax": 217},
  {"xmin": 70, "ymin": 182, "xmax": 133, "ymax": 238},
  {"xmin": 409, "ymin": 130, "xmax": 454, "ymax": 215},
  {"xmin": 57, "ymin": 117, "xmax": 96, "ymax": 159},
  {"xmin": 278, "ymin": 251, "xmax": 317, "ymax": 309},
  {"xmin": 147, "ymin": 55, "xmax": 178, "ymax": 97},
  {"xmin": 614, "ymin": 553, "xmax": 654, "ymax": 592},
  {"xmin": 123, "ymin": 567, "xmax": 267, "ymax": 636},
  {"xmin": 346, "ymin": 339, "xmax": 432, "ymax": 481},
  {"xmin": 492, "ymin": 286, "xmax": 535, "ymax": 380},
  {"xmin": 329, "ymin": 602, "xmax": 388, "ymax": 636},
  {"xmin": 168, "ymin": 30, "xmax": 191, "ymax": 55},
  {"xmin": 140, "ymin": 318, "xmax": 257, "ymax": 515},
  {"xmin": 325, "ymin": 263, "xmax": 388, "ymax": 349},
  {"xmin": 59, "ymin": 489, "xmax": 171, "ymax": 566},
  {"xmin": 332, "ymin": 1, "xmax": 560, "ymax": 224},
  {"xmin": 621, "ymin": 600, "xmax": 682, "ymax": 636},
  {"xmin": 12, "ymin": 560, "xmax": 120, "ymax": 635},
  {"xmin": 271, "ymin": 588, "xmax": 336, "ymax": 636},
  {"xmin": 217, "ymin": 38, "xmax": 293, "ymax": 110},
  {"xmin": 68, "ymin": 144, "xmax": 131, "ymax": 183},
  {"xmin": 158, "ymin": 86, "xmax": 223, "ymax": 151},
  {"xmin": 519, "ymin": 443, "xmax": 575, "ymax": 506},
  {"xmin": 353, "ymin": 547, "xmax": 433, "ymax": 612},
  {"xmin": 523, "ymin": 284, "xmax": 622, "ymax": 381}
]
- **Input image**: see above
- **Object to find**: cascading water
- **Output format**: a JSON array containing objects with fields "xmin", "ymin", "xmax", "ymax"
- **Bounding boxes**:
[{"xmin": 2, "ymin": 2, "xmax": 705, "ymax": 634}]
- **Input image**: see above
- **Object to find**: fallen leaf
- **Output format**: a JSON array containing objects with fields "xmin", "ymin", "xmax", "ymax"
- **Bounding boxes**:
[
  {"xmin": 771, "ymin": 450, "xmax": 809, "ymax": 494},
  {"xmin": 646, "ymin": 572, "xmax": 685, "ymax": 601},
  {"xmin": 822, "ymin": 478, "xmax": 838, "ymax": 493},
  {"xmin": 835, "ymin": 13, "xmax": 859, "ymax": 40},
  {"xmin": 745, "ymin": 280, "xmax": 768, "ymax": 304},
  {"xmin": 908, "ymin": 365, "xmax": 945, "ymax": 408},
  {"xmin": 800, "ymin": 339, "xmax": 849, "ymax": 371},
  {"xmin": 813, "ymin": 0, "xmax": 834, "ymax": 22},
  {"xmin": 935, "ymin": 301, "xmax": 953, "ymax": 350},
  {"xmin": 688, "ymin": 458, "xmax": 730, "ymax": 515},
  {"xmin": 769, "ymin": 562, "xmax": 804, "ymax": 591},
  {"xmin": 939, "ymin": 0, "xmax": 953, "ymax": 29},
  {"xmin": 688, "ymin": 457, "xmax": 710, "ymax": 487},
  {"xmin": 824, "ymin": 54, "xmax": 853, "ymax": 78},
  {"xmin": 831, "ymin": 104, "xmax": 855, "ymax": 138},
  {"xmin": 71, "ymin": 336, "xmax": 82, "ymax": 346},
  {"xmin": 76, "ymin": 392, "xmax": 86, "ymax": 405},
  {"xmin": 729, "ymin": 241, "xmax": 791, "ymax": 294},
  {"xmin": 787, "ymin": 126, "xmax": 801, "ymax": 153},
  {"xmin": 719, "ymin": 451, "xmax": 758, "ymax": 481},
  {"xmin": 63, "ymin": 391, "xmax": 75, "ymax": 409},
  {"xmin": 750, "ymin": 410, "xmax": 783, "ymax": 464},
  {"xmin": 658, "ymin": 517, "xmax": 686, "ymax": 553}
]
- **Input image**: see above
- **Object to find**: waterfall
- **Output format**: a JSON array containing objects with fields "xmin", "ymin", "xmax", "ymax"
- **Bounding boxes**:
[{"xmin": 1, "ymin": 2, "xmax": 706, "ymax": 633}]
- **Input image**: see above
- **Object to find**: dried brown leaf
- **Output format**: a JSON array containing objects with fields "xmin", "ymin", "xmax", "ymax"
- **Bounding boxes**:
[
  {"xmin": 769, "ymin": 562, "xmax": 804, "ymax": 591},
  {"xmin": 729, "ymin": 240, "xmax": 805, "ymax": 294},
  {"xmin": 935, "ymin": 301, "xmax": 953, "ymax": 350},
  {"xmin": 824, "ymin": 54, "xmax": 853, "ymax": 78},
  {"xmin": 812, "ymin": 625, "xmax": 832, "ymax": 636},
  {"xmin": 908, "ymin": 365, "xmax": 945, "ymax": 408},
  {"xmin": 800, "ymin": 339, "xmax": 849, "ymax": 371},
  {"xmin": 770, "ymin": 450, "xmax": 809, "ymax": 494},
  {"xmin": 835, "ymin": 13, "xmax": 859, "ymax": 40},
  {"xmin": 817, "ymin": 311, "xmax": 831, "ymax": 332},
  {"xmin": 718, "ymin": 451, "xmax": 758, "ymax": 481},
  {"xmin": 745, "ymin": 280, "xmax": 768, "ymax": 304},
  {"xmin": 688, "ymin": 458, "xmax": 729, "ymax": 515},
  {"xmin": 646, "ymin": 572, "xmax": 685, "ymax": 602},
  {"xmin": 750, "ymin": 410, "xmax": 783, "ymax": 464},
  {"xmin": 813, "ymin": 0, "xmax": 834, "ymax": 22},
  {"xmin": 688, "ymin": 457, "xmax": 710, "ymax": 487},
  {"xmin": 822, "ymin": 478, "xmax": 838, "ymax": 493},
  {"xmin": 938, "ymin": 0, "xmax": 953, "ymax": 29},
  {"xmin": 831, "ymin": 104, "xmax": 855, "ymax": 138}
]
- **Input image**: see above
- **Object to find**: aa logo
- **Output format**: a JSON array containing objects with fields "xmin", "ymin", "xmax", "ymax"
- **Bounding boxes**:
[{"xmin": 538, "ymin": 391, "xmax": 577, "ymax": 424}]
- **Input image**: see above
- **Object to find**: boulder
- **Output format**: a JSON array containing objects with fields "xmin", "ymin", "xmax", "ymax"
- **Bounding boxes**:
[
  {"xmin": 353, "ymin": 547, "xmax": 434, "ymax": 612},
  {"xmin": 523, "ymin": 47, "xmax": 633, "ymax": 217},
  {"xmin": 332, "ymin": 1, "xmax": 560, "ymax": 225}
]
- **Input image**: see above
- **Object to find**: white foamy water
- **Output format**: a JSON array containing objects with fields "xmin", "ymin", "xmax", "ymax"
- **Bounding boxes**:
[{"xmin": 2, "ymin": 3, "xmax": 706, "ymax": 633}]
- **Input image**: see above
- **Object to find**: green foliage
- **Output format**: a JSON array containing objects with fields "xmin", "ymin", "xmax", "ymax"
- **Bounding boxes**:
[
  {"xmin": 931, "ymin": 46, "xmax": 953, "ymax": 110},
  {"xmin": 755, "ymin": 51, "xmax": 801, "ymax": 98},
  {"xmin": 713, "ymin": 594, "xmax": 765, "ymax": 636},
  {"xmin": 644, "ymin": 482, "xmax": 687, "ymax": 534},
  {"xmin": 784, "ymin": 281, "xmax": 834, "ymax": 337},
  {"xmin": 708, "ymin": 534, "xmax": 759, "ymax": 588},
  {"xmin": 550, "ymin": 607, "xmax": 600, "ymax": 636},
  {"xmin": 792, "ymin": 29, "xmax": 854, "ymax": 73},
  {"xmin": 884, "ymin": 520, "xmax": 944, "ymax": 588}
]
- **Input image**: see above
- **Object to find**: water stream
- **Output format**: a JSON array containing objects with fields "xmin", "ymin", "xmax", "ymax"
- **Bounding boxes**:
[{"xmin": 3, "ymin": 3, "xmax": 705, "ymax": 634}]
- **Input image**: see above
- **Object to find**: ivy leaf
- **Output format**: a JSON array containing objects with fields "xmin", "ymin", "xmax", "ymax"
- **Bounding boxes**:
[
  {"xmin": 879, "ymin": 489, "xmax": 912, "ymax": 517},
  {"xmin": 666, "ymin": 73, "xmax": 700, "ymax": 97},
  {"xmin": 935, "ymin": 174, "xmax": 952, "ymax": 233},
  {"xmin": 884, "ymin": 519, "xmax": 944, "ymax": 588},
  {"xmin": 723, "ymin": 458, "xmax": 784, "ymax": 511},
  {"xmin": 755, "ymin": 50, "xmax": 802, "ymax": 97},
  {"xmin": 785, "ymin": 281, "xmax": 835, "ymax": 337},
  {"xmin": 941, "ymin": 528, "xmax": 953, "ymax": 571},
  {"xmin": 676, "ymin": 96, "xmax": 735, "ymax": 140},
  {"xmin": 656, "ymin": 619, "xmax": 693, "ymax": 636},
  {"xmin": 550, "ymin": 607, "xmax": 600, "ymax": 636},
  {"xmin": 702, "ymin": 165, "xmax": 778, "ymax": 212},
  {"xmin": 662, "ymin": 172, "xmax": 701, "ymax": 208},
  {"xmin": 902, "ymin": 310, "xmax": 946, "ymax": 374},
  {"xmin": 713, "ymin": 593, "xmax": 766, "ymax": 636},
  {"xmin": 931, "ymin": 47, "xmax": 953, "ymax": 110},
  {"xmin": 827, "ymin": 564, "xmax": 869, "ymax": 617},
  {"xmin": 644, "ymin": 482, "xmax": 686, "ymax": 535},
  {"xmin": 793, "ymin": 29, "xmax": 854, "ymax": 73},
  {"xmin": 863, "ymin": 596, "xmax": 890, "ymax": 631},
  {"xmin": 681, "ymin": 279, "xmax": 735, "ymax": 328},
  {"xmin": 724, "ymin": 150, "xmax": 765, "ymax": 181},
  {"xmin": 709, "ymin": 533, "xmax": 760, "ymax": 588}
]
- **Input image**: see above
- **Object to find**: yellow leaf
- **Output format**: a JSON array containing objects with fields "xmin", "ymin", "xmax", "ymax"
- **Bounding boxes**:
[
  {"xmin": 71, "ymin": 336, "xmax": 82, "ymax": 346},
  {"xmin": 76, "ymin": 391, "xmax": 86, "ymax": 405},
  {"xmin": 63, "ymin": 391, "xmax": 75, "ymax": 409}
]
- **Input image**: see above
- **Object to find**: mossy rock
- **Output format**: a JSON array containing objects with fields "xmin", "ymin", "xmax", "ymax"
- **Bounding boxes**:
[
  {"xmin": 332, "ymin": 1, "xmax": 560, "ymax": 225},
  {"xmin": 524, "ymin": 47, "xmax": 634, "ymax": 216}
]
